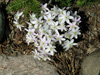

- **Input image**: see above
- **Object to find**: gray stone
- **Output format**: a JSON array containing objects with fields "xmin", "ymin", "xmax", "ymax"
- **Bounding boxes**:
[
  {"xmin": 0, "ymin": 55, "xmax": 59, "ymax": 75},
  {"xmin": 0, "ymin": 9, "xmax": 5, "ymax": 42},
  {"xmin": 0, "ymin": 0, "xmax": 9, "ymax": 4},
  {"xmin": 79, "ymin": 49, "xmax": 100, "ymax": 75}
]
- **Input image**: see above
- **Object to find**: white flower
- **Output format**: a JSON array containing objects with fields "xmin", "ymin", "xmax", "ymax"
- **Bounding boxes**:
[
  {"xmin": 67, "ymin": 22, "xmax": 78, "ymax": 30},
  {"xmin": 30, "ymin": 17, "xmax": 43, "ymax": 29},
  {"xmin": 40, "ymin": 54, "xmax": 51, "ymax": 61},
  {"xmin": 29, "ymin": 13, "xmax": 36, "ymax": 21},
  {"xmin": 14, "ymin": 11, "xmax": 23, "ymax": 21},
  {"xmin": 55, "ymin": 33, "xmax": 65, "ymax": 44},
  {"xmin": 13, "ymin": 21, "xmax": 24, "ymax": 31},
  {"xmin": 44, "ymin": 14, "xmax": 55, "ymax": 25},
  {"xmin": 26, "ymin": 34, "xmax": 36, "ymax": 45},
  {"xmin": 40, "ymin": 10, "xmax": 47, "ymax": 18},
  {"xmin": 38, "ymin": 49, "xmax": 51, "ymax": 61},
  {"xmin": 32, "ymin": 49, "xmax": 40, "ymax": 60},
  {"xmin": 39, "ymin": 36, "xmax": 48, "ymax": 47},
  {"xmin": 58, "ymin": 23, "xmax": 67, "ymax": 31},
  {"xmin": 38, "ymin": 24, "xmax": 51, "ymax": 36},
  {"xmin": 34, "ymin": 32, "xmax": 43, "ymax": 40},
  {"xmin": 41, "ymin": 3, "xmax": 49, "ymax": 11},
  {"xmin": 46, "ymin": 44, "xmax": 56, "ymax": 56},
  {"xmin": 51, "ymin": 5, "xmax": 59, "ymax": 16},
  {"xmin": 26, "ymin": 22, "xmax": 34, "ymax": 29},
  {"xmin": 66, "ymin": 7, "xmax": 71, "ymax": 10},
  {"xmin": 73, "ymin": 16, "xmax": 81, "ymax": 24},
  {"xmin": 73, "ymin": 11, "xmax": 78, "ymax": 17},
  {"xmin": 39, "ymin": 49, "xmax": 49, "ymax": 55},
  {"xmin": 34, "ymin": 41, "xmax": 39, "ymax": 47},
  {"xmin": 37, "ymin": 45, "xmax": 45, "ymax": 51},
  {"xmin": 45, "ymin": 34, "xmax": 53, "ymax": 43},
  {"xmin": 39, "ymin": 27, "xmax": 47, "ymax": 36},
  {"xmin": 58, "ymin": 8, "xmax": 64, "ymax": 15},
  {"xmin": 25, "ymin": 28, "xmax": 35, "ymax": 36},
  {"xmin": 50, "ymin": 21, "xmax": 60, "ymax": 33},
  {"xmin": 58, "ymin": 11, "xmax": 73, "ymax": 24},
  {"xmin": 58, "ymin": 13, "xmax": 64, "ymax": 24},
  {"xmin": 42, "ymin": 24, "xmax": 52, "ymax": 34},
  {"xmin": 63, "ymin": 39, "xmax": 77, "ymax": 51},
  {"xmin": 70, "ymin": 27, "xmax": 81, "ymax": 39},
  {"xmin": 64, "ymin": 32, "xmax": 72, "ymax": 39}
]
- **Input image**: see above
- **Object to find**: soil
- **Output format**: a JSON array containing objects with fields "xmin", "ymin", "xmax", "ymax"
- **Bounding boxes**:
[{"xmin": 0, "ymin": 1, "xmax": 100, "ymax": 75}]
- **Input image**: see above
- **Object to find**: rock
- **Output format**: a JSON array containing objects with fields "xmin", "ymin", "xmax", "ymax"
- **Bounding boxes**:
[
  {"xmin": 0, "ymin": 0, "xmax": 4, "ymax": 3},
  {"xmin": 0, "ymin": 55, "xmax": 59, "ymax": 75},
  {"xmin": 0, "ymin": 9, "xmax": 5, "ymax": 42},
  {"xmin": 79, "ymin": 49, "xmax": 100, "ymax": 75},
  {"xmin": 0, "ymin": 0, "xmax": 9, "ymax": 4}
]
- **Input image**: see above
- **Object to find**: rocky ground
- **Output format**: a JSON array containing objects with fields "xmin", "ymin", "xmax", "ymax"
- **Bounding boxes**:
[
  {"xmin": 0, "ymin": 54, "xmax": 59, "ymax": 75},
  {"xmin": 79, "ymin": 48, "xmax": 100, "ymax": 75},
  {"xmin": 0, "ymin": 0, "xmax": 100, "ymax": 75}
]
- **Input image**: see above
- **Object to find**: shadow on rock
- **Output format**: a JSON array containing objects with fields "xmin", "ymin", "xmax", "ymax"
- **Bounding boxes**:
[
  {"xmin": 71, "ymin": 7, "xmax": 89, "ymax": 43},
  {"xmin": 0, "ymin": 4, "xmax": 11, "ymax": 44}
]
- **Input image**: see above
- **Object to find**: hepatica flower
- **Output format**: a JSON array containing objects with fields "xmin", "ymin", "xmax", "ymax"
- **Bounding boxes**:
[
  {"xmin": 64, "ymin": 32, "xmax": 72, "ymax": 39},
  {"xmin": 32, "ymin": 49, "xmax": 40, "ymax": 60},
  {"xmin": 25, "ymin": 28, "xmax": 35, "ymax": 35},
  {"xmin": 55, "ymin": 33, "xmax": 65, "ymax": 44},
  {"xmin": 44, "ymin": 14, "xmax": 55, "ymax": 25},
  {"xmin": 41, "ymin": 54, "xmax": 51, "ymax": 61},
  {"xmin": 51, "ymin": 5, "xmax": 59, "ymax": 16},
  {"xmin": 46, "ymin": 44, "xmax": 56, "ymax": 56},
  {"xmin": 26, "ymin": 22, "xmax": 34, "ymax": 29},
  {"xmin": 70, "ymin": 27, "xmax": 81, "ymax": 39},
  {"xmin": 58, "ymin": 11, "xmax": 73, "ymax": 24},
  {"xmin": 67, "ymin": 22, "xmax": 78, "ymax": 30},
  {"xmin": 39, "ymin": 36, "xmax": 48, "ymax": 47},
  {"xmin": 39, "ymin": 27, "xmax": 47, "ymax": 36},
  {"xmin": 41, "ymin": 3, "xmax": 49, "ymax": 11},
  {"xmin": 29, "ymin": 13, "xmax": 36, "ymax": 21},
  {"xmin": 30, "ymin": 17, "xmax": 43, "ymax": 29},
  {"xmin": 58, "ymin": 23, "xmax": 67, "ymax": 31},
  {"xmin": 26, "ymin": 34, "xmax": 36, "ymax": 45},
  {"xmin": 58, "ymin": 8, "xmax": 64, "ymax": 15},
  {"xmin": 51, "ymin": 21, "xmax": 60, "ymax": 33},
  {"xmin": 14, "ymin": 3, "xmax": 81, "ymax": 61},
  {"xmin": 13, "ymin": 21, "xmax": 24, "ymax": 31},
  {"xmin": 14, "ymin": 11, "xmax": 23, "ymax": 21},
  {"xmin": 13, "ymin": 11, "xmax": 24, "ymax": 31},
  {"xmin": 63, "ymin": 39, "xmax": 77, "ymax": 51}
]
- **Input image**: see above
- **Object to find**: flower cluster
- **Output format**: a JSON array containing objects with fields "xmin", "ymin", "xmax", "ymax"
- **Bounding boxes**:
[
  {"xmin": 13, "ymin": 3, "xmax": 81, "ymax": 61},
  {"xmin": 13, "ymin": 11, "xmax": 24, "ymax": 31}
]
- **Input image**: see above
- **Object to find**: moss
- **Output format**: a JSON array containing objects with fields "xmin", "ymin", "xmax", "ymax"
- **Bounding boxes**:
[
  {"xmin": 76, "ymin": 0, "xmax": 98, "ymax": 7},
  {"xmin": 6, "ymin": 0, "xmax": 98, "ymax": 17},
  {"xmin": 6, "ymin": 0, "xmax": 41, "ymax": 17},
  {"xmin": 44, "ymin": 0, "xmax": 98, "ymax": 8}
]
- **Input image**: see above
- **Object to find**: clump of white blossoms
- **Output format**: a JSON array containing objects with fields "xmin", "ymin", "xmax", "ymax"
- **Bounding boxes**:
[
  {"xmin": 13, "ymin": 11, "xmax": 24, "ymax": 31},
  {"xmin": 13, "ymin": 3, "xmax": 81, "ymax": 61}
]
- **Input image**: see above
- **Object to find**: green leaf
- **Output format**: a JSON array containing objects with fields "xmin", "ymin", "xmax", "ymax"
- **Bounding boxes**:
[
  {"xmin": 6, "ymin": 0, "xmax": 41, "ymax": 17},
  {"xmin": 7, "ymin": 0, "xmax": 27, "ymax": 13}
]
